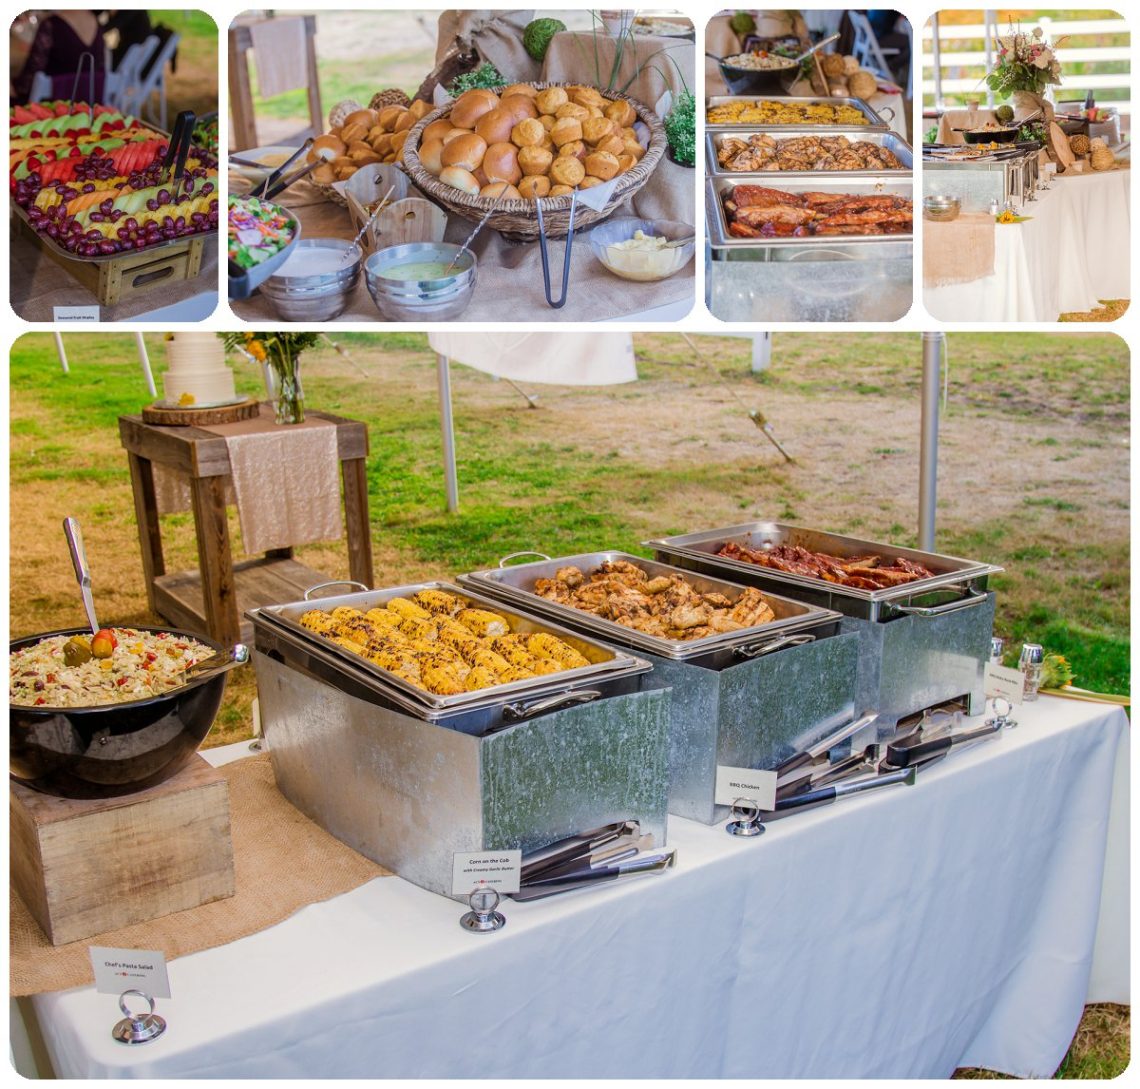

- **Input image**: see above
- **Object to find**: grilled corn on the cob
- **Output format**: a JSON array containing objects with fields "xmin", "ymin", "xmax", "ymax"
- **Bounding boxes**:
[
  {"xmin": 387, "ymin": 597, "xmax": 432, "ymax": 621},
  {"xmin": 527, "ymin": 633, "xmax": 590, "ymax": 669},
  {"xmin": 412, "ymin": 589, "xmax": 463, "ymax": 617},
  {"xmin": 457, "ymin": 608, "xmax": 510, "ymax": 637},
  {"xmin": 464, "ymin": 666, "xmax": 499, "ymax": 691}
]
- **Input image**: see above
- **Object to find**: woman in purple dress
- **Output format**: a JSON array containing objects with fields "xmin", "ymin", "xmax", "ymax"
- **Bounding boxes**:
[{"xmin": 11, "ymin": 10, "xmax": 106, "ymax": 106}]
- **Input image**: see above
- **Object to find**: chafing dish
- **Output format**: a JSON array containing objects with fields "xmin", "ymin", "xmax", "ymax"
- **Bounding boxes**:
[
  {"xmin": 648, "ymin": 523, "xmax": 1001, "ymax": 725},
  {"xmin": 923, "ymin": 146, "xmax": 1040, "ymax": 212},
  {"xmin": 460, "ymin": 552, "xmax": 860, "ymax": 824},
  {"xmin": 249, "ymin": 584, "xmax": 669, "ymax": 899},
  {"xmin": 706, "ymin": 94, "xmax": 891, "ymax": 131},
  {"xmin": 707, "ymin": 129, "xmax": 913, "ymax": 177}
]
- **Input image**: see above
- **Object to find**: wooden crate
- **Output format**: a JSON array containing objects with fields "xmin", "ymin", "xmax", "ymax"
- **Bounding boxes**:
[
  {"xmin": 18, "ymin": 215, "xmax": 205, "ymax": 307},
  {"xmin": 11, "ymin": 756, "xmax": 234, "ymax": 946}
]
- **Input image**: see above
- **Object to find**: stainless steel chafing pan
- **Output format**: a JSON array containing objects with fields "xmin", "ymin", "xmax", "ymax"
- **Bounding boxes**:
[
  {"xmin": 646, "ymin": 522, "xmax": 1000, "ymax": 623},
  {"xmin": 707, "ymin": 129, "xmax": 913, "ymax": 177},
  {"xmin": 459, "ymin": 550, "xmax": 841, "ymax": 665},
  {"xmin": 705, "ymin": 94, "xmax": 891, "ymax": 131},
  {"xmin": 249, "ymin": 580, "xmax": 646, "ymax": 717}
]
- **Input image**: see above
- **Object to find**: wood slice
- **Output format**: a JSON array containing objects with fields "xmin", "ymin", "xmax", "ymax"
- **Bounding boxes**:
[
  {"xmin": 142, "ymin": 398, "xmax": 260, "ymax": 426},
  {"xmin": 1047, "ymin": 121, "xmax": 1075, "ymax": 170},
  {"xmin": 372, "ymin": 198, "xmax": 447, "ymax": 249}
]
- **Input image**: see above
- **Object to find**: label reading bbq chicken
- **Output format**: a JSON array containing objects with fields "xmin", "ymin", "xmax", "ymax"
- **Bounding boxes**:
[{"xmin": 715, "ymin": 765, "xmax": 777, "ymax": 810}]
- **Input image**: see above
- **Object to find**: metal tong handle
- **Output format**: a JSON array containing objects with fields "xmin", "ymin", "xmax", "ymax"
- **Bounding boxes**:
[
  {"xmin": 259, "ymin": 139, "xmax": 313, "ymax": 198},
  {"xmin": 304, "ymin": 580, "xmax": 369, "ymax": 601},
  {"xmin": 164, "ymin": 110, "xmax": 195, "ymax": 177},
  {"xmin": 170, "ymin": 110, "xmax": 197, "ymax": 192},
  {"xmin": 182, "ymin": 643, "xmax": 250, "ymax": 682},
  {"xmin": 69, "ymin": 50, "xmax": 96, "ymax": 108},
  {"xmin": 497, "ymin": 688, "xmax": 601, "ymax": 727},
  {"xmin": 498, "ymin": 551, "xmax": 552, "ymax": 568},
  {"xmin": 63, "ymin": 516, "xmax": 98, "ymax": 635},
  {"xmin": 535, "ymin": 190, "xmax": 577, "ymax": 309},
  {"xmin": 791, "ymin": 32, "xmax": 840, "ymax": 64}
]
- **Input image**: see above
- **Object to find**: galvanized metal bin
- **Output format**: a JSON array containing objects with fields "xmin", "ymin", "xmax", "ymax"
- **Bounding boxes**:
[
  {"xmin": 923, "ymin": 148, "xmax": 1039, "ymax": 212},
  {"xmin": 460, "ymin": 552, "xmax": 860, "ymax": 825},
  {"xmin": 249, "ymin": 587, "xmax": 670, "ymax": 899},
  {"xmin": 648, "ymin": 523, "xmax": 1001, "ymax": 727}
]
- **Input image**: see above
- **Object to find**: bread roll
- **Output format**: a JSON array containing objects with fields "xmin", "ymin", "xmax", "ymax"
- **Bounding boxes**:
[
  {"xmin": 441, "ymin": 132, "xmax": 487, "ymax": 171},
  {"xmin": 475, "ymin": 108, "xmax": 515, "ymax": 145},
  {"xmin": 440, "ymin": 127, "xmax": 468, "ymax": 145},
  {"xmin": 502, "ymin": 83, "xmax": 538, "ymax": 99},
  {"xmin": 584, "ymin": 150, "xmax": 620, "ymax": 180},
  {"xmin": 500, "ymin": 94, "xmax": 539, "ymax": 122},
  {"xmin": 572, "ymin": 87, "xmax": 607, "ymax": 109},
  {"xmin": 466, "ymin": 88, "xmax": 500, "ymax": 105},
  {"xmin": 579, "ymin": 175, "xmax": 604, "ymax": 189},
  {"xmin": 393, "ymin": 109, "xmax": 416, "ymax": 133},
  {"xmin": 480, "ymin": 181, "xmax": 522, "ymax": 199},
  {"xmin": 312, "ymin": 162, "xmax": 337, "ymax": 185},
  {"xmin": 439, "ymin": 165, "xmax": 481, "ymax": 195},
  {"xmin": 451, "ymin": 90, "xmax": 498, "ymax": 128},
  {"xmin": 595, "ymin": 134, "xmax": 625, "ymax": 158},
  {"xmin": 310, "ymin": 134, "xmax": 346, "ymax": 162},
  {"xmin": 622, "ymin": 135, "xmax": 645, "ymax": 159},
  {"xmin": 518, "ymin": 174, "xmax": 551, "ymax": 199},
  {"xmin": 548, "ymin": 184, "xmax": 574, "ymax": 197},
  {"xmin": 517, "ymin": 145, "xmax": 553, "ymax": 175},
  {"xmin": 350, "ymin": 147, "xmax": 382, "ymax": 165},
  {"xmin": 555, "ymin": 102, "xmax": 590, "ymax": 122},
  {"xmin": 378, "ymin": 106, "xmax": 404, "ymax": 131},
  {"xmin": 423, "ymin": 118, "xmax": 454, "ymax": 144},
  {"xmin": 582, "ymin": 116, "xmax": 618, "ymax": 145},
  {"xmin": 550, "ymin": 117, "xmax": 583, "ymax": 147},
  {"xmin": 535, "ymin": 87, "xmax": 569, "ymax": 114},
  {"xmin": 346, "ymin": 139, "xmax": 372, "ymax": 157},
  {"xmin": 345, "ymin": 108, "xmax": 378, "ymax": 130},
  {"xmin": 483, "ymin": 141, "xmax": 521, "ymax": 184},
  {"xmin": 408, "ymin": 99, "xmax": 432, "ymax": 120},
  {"xmin": 604, "ymin": 99, "xmax": 636, "ymax": 127},
  {"xmin": 549, "ymin": 154, "xmax": 585, "ymax": 187},
  {"xmin": 586, "ymin": 105, "xmax": 605, "ymax": 119},
  {"xmin": 334, "ymin": 159, "xmax": 357, "ymax": 180},
  {"xmin": 559, "ymin": 139, "xmax": 587, "ymax": 162},
  {"xmin": 538, "ymin": 114, "xmax": 556, "ymax": 131},
  {"xmin": 389, "ymin": 129, "xmax": 409, "ymax": 151},
  {"xmin": 473, "ymin": 166, "xmax": 489, "ymax": 188},
  {"xmin": 418, "ymin": 137, "xmax": 445, "ymax": 174},
  {"xmin": 340, "ymin": 120, "xmax": 369, "ymax": 144},
  {"xmin": 511, "ymin": 117, "xmax": 546, "ymax": 147},
  {"xmin": 616, "ymin": 152, "xmax": 637, "ymax": 173}
]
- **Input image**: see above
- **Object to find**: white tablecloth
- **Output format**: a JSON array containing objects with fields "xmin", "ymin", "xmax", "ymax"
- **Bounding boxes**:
[
  {"xmin": 25, "ymin": 698, "xmax": 1128, "ymax": 1078},
  {"xmin": 925, "ymin": 169, "xmax": 1131, "ymax": 321}
]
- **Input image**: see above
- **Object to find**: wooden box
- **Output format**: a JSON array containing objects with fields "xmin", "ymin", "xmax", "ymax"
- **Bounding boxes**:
[{"xmin": 10, "ymin": 755, "xmax": 234, "ymax": 946}]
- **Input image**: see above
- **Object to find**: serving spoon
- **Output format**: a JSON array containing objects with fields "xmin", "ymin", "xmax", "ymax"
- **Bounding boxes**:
[{"xmin": 63, "ymin": 516, "xmax": 98, "ymax": 636}]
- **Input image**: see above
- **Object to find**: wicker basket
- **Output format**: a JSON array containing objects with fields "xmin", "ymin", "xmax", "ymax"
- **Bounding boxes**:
[{"xmin": 401, "ymin": 82, "xmax": 667, "ymax": 241}]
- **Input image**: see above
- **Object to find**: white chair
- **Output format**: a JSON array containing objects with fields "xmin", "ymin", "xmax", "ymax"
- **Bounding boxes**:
[
  {"xmin": 848, "ymin": 11, "xmax": 899, "ymax": 81},
  {"xmin": 134, "ymin": 32, "xmax": 181, "ymax": 131},
  {"xmin": 108, "ymin": 36, "xmax": 159, "ymax": 117}
]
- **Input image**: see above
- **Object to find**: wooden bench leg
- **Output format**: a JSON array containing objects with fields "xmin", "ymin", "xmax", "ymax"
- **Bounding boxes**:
[
  {"xmin": 126, "ymin": 452, "xmax": 165, "ymax": 617},
  {"xmin": 189, "ymin": 475, "xmax": 239, "ymax": 645},
  {"xmin": 341, "ymin": 457, "xmax": 373, "ymax": 589}
]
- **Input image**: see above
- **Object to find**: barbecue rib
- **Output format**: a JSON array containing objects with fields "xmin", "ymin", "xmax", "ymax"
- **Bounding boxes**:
[
  {"xmin": 721, "ymin": 184, "xmax": 912, "ymax": 240},
  {"xmin": 716, "ymin": 541, "xmax": 934, "ymax": 589}
]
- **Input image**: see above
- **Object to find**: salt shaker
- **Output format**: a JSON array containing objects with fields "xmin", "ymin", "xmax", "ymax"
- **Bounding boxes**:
[
  {"xmin": 988, "ymin": 197, "xmax": 1002, "ymax": 215},
  {"xmin": 1019, "ymin": 643, "xmax": 1044, "ymax": 701},
  {"xmin": 990, "ymin": 636, "xmax": 1005, "ymax": 663}
]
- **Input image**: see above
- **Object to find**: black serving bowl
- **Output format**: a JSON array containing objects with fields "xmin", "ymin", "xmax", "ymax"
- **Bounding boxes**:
[
  {"xmin": 719, "ymin": 59, "xmax": 799, "ymax": 97},
  {"xmin": 10, "ymin": 626, "xmax": 228, "ymax": 799},
  {"xmin": 963, "ymin": 126, "xmax": 1020, "ymax": 144}
]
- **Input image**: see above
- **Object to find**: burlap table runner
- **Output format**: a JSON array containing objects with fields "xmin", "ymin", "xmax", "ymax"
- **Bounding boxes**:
[
  {"xmin": 9, "ymin": 229, "xmax": 218, "ymax": 322},
  {"xmin": 11, "ymin": 754, "xmax": 390, "ymax": 997},
  {"xmin": 923, "ymin": 213, "xmax": 997, "ymax": 287},
  {"xmin": 230, "ymin": 159, "xmax": 695, "ymax": 323},
  {"xmin": 153, "ymin": 405, "xmax": 343, "ymax": 555}
]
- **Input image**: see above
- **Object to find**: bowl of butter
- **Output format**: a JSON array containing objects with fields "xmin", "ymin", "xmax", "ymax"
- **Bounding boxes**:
[{"xmin": 588, "ymin": 217, "xmax": 695, "ymax": 283}]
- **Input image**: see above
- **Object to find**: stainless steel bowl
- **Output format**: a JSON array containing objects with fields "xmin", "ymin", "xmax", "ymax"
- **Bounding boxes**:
[
  {"xmin": 364, "ymin": 242, "xmax": 476, "ymax": 321},
  {"xmin": 261, "ymin": 238, "xmax": 361, "ymax": 320},
  {"xmin": 923, "ymin": 195, "xmax": 961, "ymax": 222}
]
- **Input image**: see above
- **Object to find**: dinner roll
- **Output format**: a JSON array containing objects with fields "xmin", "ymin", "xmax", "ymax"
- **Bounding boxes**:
[
  {"xmin": 473, "ymin": 166, "xmax": 489, "ymax": 188},
  {"xmin": 535, "ymin": 87, "xmax": 569, "ymax": 114},
  {"xmin": 518, "ymin": 174, "xmax": 551, "ymax": 199},
  {"xmin": 441, "ymin": 132, "xmax": 487, "ymax": 171},
  {"xmin": 617, "ymin": 152, "xmax": 637, "ymax": 173},
  {"xmin": 310, "ymin": 134, "xmax": 346, "ymax": 162},
  {"xmin": 483, "ymin": 142, "xmax": 521, "ymax": 184},
  {"xmin": 622, "ymin": 135, "xmax": 645, "ymax": 160},
  {"xmin": 312, "ymin": 162, "xmax": 337, "ymax": 185},
  {"xmin": 582, "ymin": 117, "xmax": 618, "ymax": 145},
  {"xmin": 559, "ymin": 139, "xmax": 587, "ymax": 162},
  {"xmin": 439, "ymin": 165, "xmax": 481, "ymax": 195},
  {"xmin": 604, "ymin": 99, "xmax": 636, "ymax": 127},
  {"xmin": 393, "ymin": 109, "xmax": 416, "ymax": 133},
  {"xmin": 511, "ymin": 117, "xmax": 546, "ymax": 147},
  {"xmin": 408, "ymin": 99, "xmax": 432, "ymax": 119},
  {"xmin": 340, "ymin": 121, "xmax": 369, "ymax": 145},
  {"xmin": 555, "ymin": 102, "xmax": 590, "ymax": 122},
  {"xmin": 475, "ymin": 108, "xmax": 515, "ymax": 145},
  {"xmin": 480, "ymin": 181, "xmax": 522, "ymax": 199},
  {"xmin": 572, "ymin": 87, "xmax": 607, "ymax": 109},
  {"xmin": 549, "ymin": 154, "xmax": 585, "ymax": 187},
  {"xmin": 550, "ymin": 117, "xmax": 583, "ymax": 147},
  {"xmin": 549, "ymin": 184, "xmax": 574, "ymax": 197},
  {"xmin": 451, "ymin": 90, "xmax": 498, "ymax": 128},
  {"xmin": 350, "ymin": 147, "xmax": 382, "ymax": 165},
  {"xmin": 500, "ymin": 94, "xmax": 539, "ymax": 123},
  {"xmin": 423, "ymin": 118, "xmax": 454, "ymax": 144},
  {"xmin": 502, "ymin": 83, "xmax": 539, "ymax": 99},
  {"xmin": 440, "ymin": 126, "xmax": 468, "ymax": 145},
  {"xmin": 517, "ymin": 145, "xmax": 553, "ymax": 175},
  {"xmin": 595, "ymin": 134, "xmax": 625, "ymax": 158},
  {"xmin": 538, "ymin": 114, "xmax": 556, "ymax": 131},
  {"xmin": 345, "ymin": 108, "xmax": 378, "ymax": 130},
  {"xmin": 378, "ymin": 106, "xmax": 404, "ymax": 130},
  {"xmin": 584, "ymin": 150, "xmax": 620, "ymax": 180},
  {"xmin": 418, "ymin": 137, "xmax": 445, "ymax": 174},
  {"xmin": 579, "ymin": 175, "xmax": 604, "ymax": 188}
]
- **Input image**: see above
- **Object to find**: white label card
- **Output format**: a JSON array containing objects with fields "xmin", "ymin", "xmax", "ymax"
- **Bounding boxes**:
[
  {"xmin": 715, "ymin": 765, "xmax": 777, "ymax": 810},
  {"xmin": 984, "ymin": 662, "xmax": 1025, "ymax": 704},
  {"xmin": 52, "ymin": 305, "xmax": 100, "ymax": 322},
  {"xmin": 451, "ymin": 850, "xmax": 522, "ymax": 895},
  {"xmin": 89, "ymin": 946, "xmax": 171, "ymax": 999}
]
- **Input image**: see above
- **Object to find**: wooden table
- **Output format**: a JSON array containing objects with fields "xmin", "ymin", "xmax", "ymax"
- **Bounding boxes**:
[{"xmin": 119, "ymin": 406, "xmax": 373, "ymax": 645}]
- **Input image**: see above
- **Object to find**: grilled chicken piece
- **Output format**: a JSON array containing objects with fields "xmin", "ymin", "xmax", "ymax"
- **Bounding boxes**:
[
  {"xmin": 642, "ymin": 576, "xmax": 673, "ymax": 594},
  {"xmin": 555, "ymin": 565, "xmax": 584, "ymax": 588},
  {"xmin": 702, "ymin": 591, "xmax": 734, "ymax": 609},
  {"xmin": 669, "ymin": 603, "xmax": 710, "ymax": 630},
  {"xmin": 708, "ymin": 614, "xmax": 746, "ymax": 633},
  {"xmin": 729, "ymin": 587, "xmax": 776, "ymax": 627},
  {"xmin": 457, "ymin": 608, "xmax": 510, "ymax": 637}
]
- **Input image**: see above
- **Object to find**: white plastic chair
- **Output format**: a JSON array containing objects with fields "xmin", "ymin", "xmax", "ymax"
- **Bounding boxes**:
[
  {"xmin": 848, "ymin": 11, "xmax": 899, "ymax": 81},
  {"xmin": 109, "ymin": 36, "xmax": 159, "ymax": 118},
  {"xmin": 134, "ymin": 32, "xmax": 181, "ymax": 131}
]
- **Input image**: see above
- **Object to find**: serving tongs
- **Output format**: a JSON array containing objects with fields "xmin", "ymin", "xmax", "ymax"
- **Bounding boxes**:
[
  {"xmin": 258, "ymin": 138, "xmax": 314, "ymax": 199},
  {"xmin": 519, "ymin": 820, "xmax": 645, "ymax": 884},
  {"xmin": 262, "ymin": 160, "xmax": 320, "ymax": 201},
  {"xmin": 163, "ymin": 110, "xmax": 196, "ymax": 193},
  {"xmin": 773, "ymin": 712, "xmax": 880, "ymax": 781},
  {"xmin": 535, "ymin": 189, "xmax": 578, "ymax": 309},
  {"xmin": 760, "ymin": 763, "xmax": 918, "ymax": 822},
  {"xmin": 880, "ymin": 713, "xmax": 1006, "ymax": 769},
  {"xmin": 512, "ymin": 850, "xmax": 677, "ymax": 901}
]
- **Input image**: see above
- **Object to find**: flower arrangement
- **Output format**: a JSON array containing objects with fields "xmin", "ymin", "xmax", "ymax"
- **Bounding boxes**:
[
  {"xmin": 220, "ymin": 332, "xmax": 320, "ymax": 424},
  {"xmin": 985, "ymin": 25, "xmax": 1063, "ymax": 99}
]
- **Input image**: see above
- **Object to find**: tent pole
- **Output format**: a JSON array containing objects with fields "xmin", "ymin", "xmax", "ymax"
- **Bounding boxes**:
[
  {"xmin": 931, "ymin": 13, "xmax": 943, "ymax": 109},
  {"xmin": 437, "ymin": 354, "xmax": 459, "ymax": 514},
  {"xmin": 919, "ymin": 333, "xmax": 944, "ymax": 551}
]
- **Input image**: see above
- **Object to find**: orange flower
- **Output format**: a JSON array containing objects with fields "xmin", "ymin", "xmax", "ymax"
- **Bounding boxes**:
[{"xmin": 246, "ymin": 339, "xmax": 267, "ymax": 361}]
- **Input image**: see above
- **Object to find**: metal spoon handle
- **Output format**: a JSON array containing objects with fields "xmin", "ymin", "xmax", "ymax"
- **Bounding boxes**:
[
  {"xmin": 793, "ymin": 32, "xmax": 840, "ymax": 64},
  {"xmin": 63, "ymin": 516, "xmax": 98, "ymax": 635},
  {"xmin": 182, "ymin": 644, "xmax": 250, "ymax": 683},
  {"xmin": 344, "ymin": 182, "xmax": 397, "ymax": 260},
  {"xmin": 444, "ymin": 199, "xmax": 502, "ymax": 276}
]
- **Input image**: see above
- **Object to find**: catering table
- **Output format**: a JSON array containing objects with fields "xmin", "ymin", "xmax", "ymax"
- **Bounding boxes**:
[
  {"xmin": 925, "ymin": 168, "xmax": 1131, "ymax": 321},
  {"xmin": 20, "ymin": 696, "xmax": 1127, "ymax": 1079}
]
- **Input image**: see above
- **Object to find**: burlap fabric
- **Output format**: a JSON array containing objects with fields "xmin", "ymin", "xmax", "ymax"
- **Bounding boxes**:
[
  {"xmin": 11, "ymin": 755, "xmax": 390, "ymax": 997},
  {"xmin": 923, "ymin": 212, "xmax": 996, "ymax": 287},
  {"xmin": 152, "ymin": 404, "xmax": 343, "ymax": 555},
  {"xmin": 543, "ymin": 31, "xmax": 695, "ymax": 108},
  {"xmin": 431, "ymin": 10, "xmax": 540, "ymax": 87},
  {"xmin": 8, "ymin": 228, "xmax": 218, "ymax": 321},
  {"xmin": 230, "ymin": 155, "xmax": 695, "ymax": 323}
]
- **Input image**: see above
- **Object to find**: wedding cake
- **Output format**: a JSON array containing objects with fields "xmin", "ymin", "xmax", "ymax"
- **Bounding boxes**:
[{"xmin": 162, "ymin": 333, "xmax": 237, "ymax": 406}]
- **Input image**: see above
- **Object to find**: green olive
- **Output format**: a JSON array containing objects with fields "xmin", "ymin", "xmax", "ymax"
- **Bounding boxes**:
[{"xmin": 63, "ymin": 636, "xmax": 93, "ymax": 666}]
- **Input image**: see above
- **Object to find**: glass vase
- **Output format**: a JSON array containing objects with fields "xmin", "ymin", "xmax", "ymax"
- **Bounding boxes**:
[{"xmin": 271, "ymin": 353, "xmax": 304, "ymax": 425}]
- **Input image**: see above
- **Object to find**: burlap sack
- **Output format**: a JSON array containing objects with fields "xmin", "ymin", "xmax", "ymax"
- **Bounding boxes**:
[{"xmin": 923, "ymin": 213, "xmax": 996, "ymax": 287}]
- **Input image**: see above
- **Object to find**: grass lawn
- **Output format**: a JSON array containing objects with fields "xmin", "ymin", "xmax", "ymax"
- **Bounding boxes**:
[{"xmin": 6, "ymin": 330, "xmax": 1130, "ymax": 1079}]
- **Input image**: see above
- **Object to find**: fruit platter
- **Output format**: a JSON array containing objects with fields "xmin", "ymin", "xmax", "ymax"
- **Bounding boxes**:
[{"xmin": 11, "ymin": 101, "xmax": 219, "ymax": 262}]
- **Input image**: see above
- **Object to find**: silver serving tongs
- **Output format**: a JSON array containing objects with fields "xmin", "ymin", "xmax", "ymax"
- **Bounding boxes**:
[
  {"xmin": 535, "ymin": 189, "xmax": 578, "ymax": 309},
  {"xmin": 258, "ymin": 138, "xmax": 314, "ymax": 199},
  {"xmin": 63, "ymin": 516, "xmax": 99, "ymax": 636}
]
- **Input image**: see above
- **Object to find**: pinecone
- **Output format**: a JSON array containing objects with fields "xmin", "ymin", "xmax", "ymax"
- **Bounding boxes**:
[
  {"xmin": 369, "ymin": 89, "xmax": 412, "ymax": 111},
  {"xmin": 1069, "ymin": 133, "xmax": 1090, "ymax": 156}
]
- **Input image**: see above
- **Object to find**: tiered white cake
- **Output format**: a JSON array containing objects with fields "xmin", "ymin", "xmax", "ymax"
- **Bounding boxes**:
[{"xmin": 162, "ymin": 333, "xmax": 237, "ymax": 406}]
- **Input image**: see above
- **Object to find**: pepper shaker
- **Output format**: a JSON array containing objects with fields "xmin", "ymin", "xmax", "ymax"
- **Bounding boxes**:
[
  {"xmin": 1019, "ymin": 643, "xmax": 1044, "ymax": 701},
  {"xmin": 990, "ymin": 636, "xmax": 1005, "ymax": 664}
]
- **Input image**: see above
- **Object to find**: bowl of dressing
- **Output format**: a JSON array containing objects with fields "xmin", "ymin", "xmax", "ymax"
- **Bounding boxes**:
[
  {"xmin": 588, "ymin": 218, "xmax": 694, "ymax": 283},
  {"xmin": 364, "ymin": 242, "xmax": 477, "ymax": 321},
  {"xmin": 261, "ymin": 238, "xmax": 362, "ymax": 321}
]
